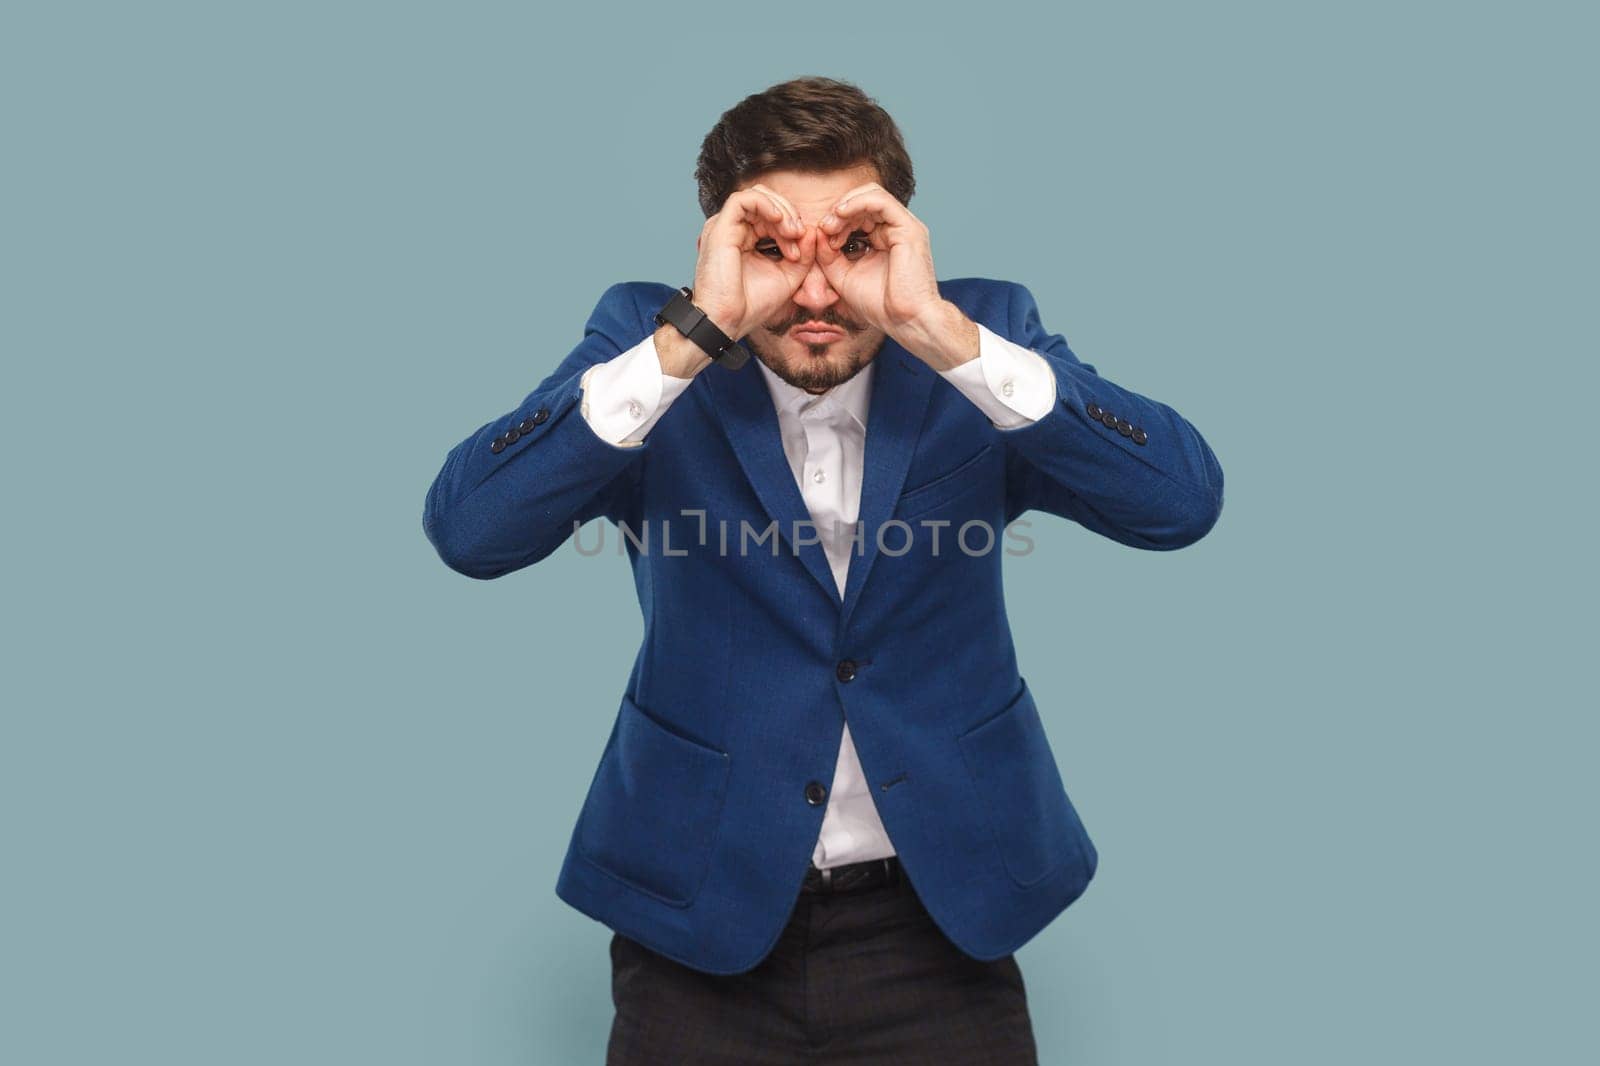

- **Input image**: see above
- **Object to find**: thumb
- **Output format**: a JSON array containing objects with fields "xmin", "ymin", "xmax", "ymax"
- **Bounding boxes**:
[
  {"xmin": 814, "ymin": 233, "xmax": 848, "ymax": 287},
  {"xmin": 787, "ymin": 226, "xmax": 821, "ymax": 281}
]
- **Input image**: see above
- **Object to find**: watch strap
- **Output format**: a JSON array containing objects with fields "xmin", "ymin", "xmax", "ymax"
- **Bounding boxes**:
[{"xmin": 653, "ymin": 286, "xmax": 749, "ymax": 369}]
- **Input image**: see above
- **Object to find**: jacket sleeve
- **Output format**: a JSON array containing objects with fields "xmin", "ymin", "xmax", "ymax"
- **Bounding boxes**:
[
  {"xmin": 421, "ymin": 282, "xmax": 654, "ymax": 579},
  {"xmin": 999, "ymin": 282, "xmax": 1224, "ymax": 549}
]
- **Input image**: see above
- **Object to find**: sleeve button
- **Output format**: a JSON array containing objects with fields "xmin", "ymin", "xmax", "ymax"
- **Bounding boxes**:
[
  {"xmin": 1100, "ymin": 411, "xmax": 1119, "ymax": 429},
  {"xmin": 1116, "ymin": 419, "xmax": 1132, "ymax": 437},
  {"xmin": 490, "ymin": 438, "xmax": 506, "ymax": 454},
  {"xmin": 1085, "ymin": 401, "xmax": 1102, "ymax": 420},
  {"xmin": 519, "ymin": 417, "xmax": 536, "ymax": 433},
  {"xmin": 1131, "ymin": 427, "xmax": 1148, "ymax": 445},
  {"xmin": 531, "ymin": 406, "xmax": 550, "ymax": 425}
]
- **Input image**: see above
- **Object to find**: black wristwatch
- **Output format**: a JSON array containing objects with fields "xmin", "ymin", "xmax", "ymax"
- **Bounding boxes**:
[{"xmin": 653, "ymin": 286, "xmax": 749, "ymax": 369}]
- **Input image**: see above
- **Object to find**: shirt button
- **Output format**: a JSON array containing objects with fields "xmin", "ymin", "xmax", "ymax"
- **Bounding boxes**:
[
  {"xmin": 1000, "ymin": 378, "xmax": 1015, "ymax": 397},
  {"xmin": 812, "ymin": 468, "xmax": 826, "ymax": 484},
  {"xmin": 627, "ymin": 400, "xmax": 643, "ymax": 419}
]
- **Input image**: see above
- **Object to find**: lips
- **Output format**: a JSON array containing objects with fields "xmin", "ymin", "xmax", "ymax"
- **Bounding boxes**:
[{"xmin": 792, "ymin": 324, "xmax": 845, "ymax": 343}]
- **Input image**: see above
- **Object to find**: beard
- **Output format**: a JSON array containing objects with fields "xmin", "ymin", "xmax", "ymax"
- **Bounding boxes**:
[{"xmin": 745, "ymin": 311, "xmax": 886, "ymax": 393}]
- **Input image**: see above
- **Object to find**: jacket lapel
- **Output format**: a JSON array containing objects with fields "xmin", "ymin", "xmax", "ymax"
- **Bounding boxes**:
[
  {"xmin": 840, "ymin": 342, "xmax": 936, "ymax": 624},
  {"xmin": 700, "ymin": 339, "xmax": 938, "ymax": 617},
  {"xmin": 701, "ymin": 354, "xmax": 842, "ymax": 604}
]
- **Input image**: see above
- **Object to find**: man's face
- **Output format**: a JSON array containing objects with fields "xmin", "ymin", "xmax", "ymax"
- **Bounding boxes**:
[{"xmin": 731, "ymin": 163, "xmax": 887, "ymax": 394}]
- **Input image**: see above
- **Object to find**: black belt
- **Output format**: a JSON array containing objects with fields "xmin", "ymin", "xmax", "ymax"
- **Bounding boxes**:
[{"xmin": 801, "ymin": 856, "xmax": 903, "ymax": 895}]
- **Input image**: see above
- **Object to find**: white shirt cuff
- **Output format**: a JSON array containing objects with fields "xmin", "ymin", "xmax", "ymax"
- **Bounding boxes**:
[
  {"xmin": 936, "ymin": 322, "xmax": 1058, "ymax": 429},
  {"xmin": 579, "ymin": 333, "xmax": 695, "ymax": 446}
]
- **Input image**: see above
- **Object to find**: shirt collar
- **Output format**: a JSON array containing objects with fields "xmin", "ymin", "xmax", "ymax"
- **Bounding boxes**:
[{"xmin": 755, "ymin": 355, "xmax": 875, "ymax": 432}]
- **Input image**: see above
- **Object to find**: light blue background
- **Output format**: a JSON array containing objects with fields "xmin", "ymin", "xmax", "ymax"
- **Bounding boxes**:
[{"xmin": 4, "ymin": 1, "xmax": 1594, "ymax": 1063}]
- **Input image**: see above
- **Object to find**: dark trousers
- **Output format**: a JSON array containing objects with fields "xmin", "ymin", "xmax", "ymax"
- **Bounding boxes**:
[{"xmin": 606, "ymin": 864, "xmax": 1039, "ymax": 1064}]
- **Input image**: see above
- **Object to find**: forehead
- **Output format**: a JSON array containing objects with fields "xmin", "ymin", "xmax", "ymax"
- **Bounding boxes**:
[{"xmin": 734, "ymin": 163, "xmax": 883, "ymax": 216}]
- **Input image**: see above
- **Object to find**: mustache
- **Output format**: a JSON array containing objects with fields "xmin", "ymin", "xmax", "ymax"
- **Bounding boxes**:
[{"xmin": 767, "ymin": 311, "xmax": 859, "ymax": 334}]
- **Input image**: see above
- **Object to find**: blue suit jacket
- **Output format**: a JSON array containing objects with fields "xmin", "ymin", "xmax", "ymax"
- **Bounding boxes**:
[{"xmin": 423, "ymin": 277, "xmax": 1223, "ymax": 974}]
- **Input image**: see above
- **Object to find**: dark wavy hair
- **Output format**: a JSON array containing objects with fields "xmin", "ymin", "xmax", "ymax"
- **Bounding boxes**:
[{"xmin": 694, "ymin": 76, "xmax": 916, "ymax": 218}]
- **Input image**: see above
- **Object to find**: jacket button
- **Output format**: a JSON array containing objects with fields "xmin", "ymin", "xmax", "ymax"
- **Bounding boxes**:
[
  {"xmin": 519, "ymin": 416, "xmax": 537, "ymax": 433},
  {"xmin": 836, "ymin": 659, "xmax": 857, "ymax": 683},
  {"xmin": 1085, "ymin": 401, "xmax": 1102, "ymax": 420},
  {"xmin": 531, "ymin": 406, "xmax": 550, "ymax": 425},
  {"xmin": 805, "ymin": 781, "xmax": 828, "ymax": 806},
  {"xmin": 1131, "ymin": 426, "xmax": 1148, "ymax": 445},
  {"xmin": 1116, "ymin": 419, "xmax": 1133, "ymax": 437},
  {"xmin": 1100, "ymin": 410, "xmax": 1119, "ymax": 429},
  {"xmin": 490, "ymin": 437, "xmax": 506, "ymax": 454}
]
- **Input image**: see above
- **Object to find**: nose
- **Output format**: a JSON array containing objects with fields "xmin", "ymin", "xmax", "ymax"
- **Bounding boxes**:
[{"xmin": 792, "ymin": 259, "xmax": 841, "ymax": 317}]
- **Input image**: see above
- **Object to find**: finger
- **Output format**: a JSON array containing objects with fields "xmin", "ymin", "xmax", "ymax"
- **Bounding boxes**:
[
  {"xmin": 817, "ymin": 182, "xmax": 884, "ymax": 232},
  {"xmin": 768, "ymin": 195, "xmax": 804, "ymax": 261},
  {"xmin": 825, "ymin": 190, "xmax": 899, "ymax": 231},
  {"xmin": 749, "ymin": 183, "xmax": 807, "ymax": 237},
  {"xmin": 718, "ymin": 188, "xmax": 788, "ymax": 249},
  {"xmin": 814, "ymin": 227, "xmax": 835, "ymax": 269},
  {"xmin": 823, "ymin": 188, "xmax": 922, "ymax": 246},
  {"xmin": 778, "ymin": 228, "xmax": 818, "ymax": 288},
  {"xmin": 820, "ymin": 211, "xmax": 874, "ymax": 251},
  {"xmin": 795, "ymin": 225, "xmax": 821, "ymax": 271},
  {"xmin": 816, "ymin": 218, "xmax": 874, "ymax": 254},
  {"xmin": 829, "ymin": 221, "xmax": 878, "ymax": 252},
  {"xmin": 776, "ymin": 226, "xmax": 812, "ymax": 280},
  {"xmin": 746, "ymin": 184, "xmax": 806, "ymax": 258},
  {"xmin": 813, "ymin": 226, "xmax": 848, "ymax": 285},
  {"xmin": 752, "ymin": 191, "xmax": 804, "ymax": 260},
  {"xmin": 828, "ymin": 181, "xmax": 886, "ymax": 212}
]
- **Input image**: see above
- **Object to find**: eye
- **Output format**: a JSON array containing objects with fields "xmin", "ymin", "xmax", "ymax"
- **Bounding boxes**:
[
  {"xmin": 841, "ymin": 231, "xmax": 873, "ymax": 259},
  {"xmin": 755, "ymin": 238, "xmax": 783, "ymax": 260}
]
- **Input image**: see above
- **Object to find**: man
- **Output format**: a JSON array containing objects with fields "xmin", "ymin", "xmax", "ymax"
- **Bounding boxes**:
[{"xmin": 422, "ymin": 76, "xmax": 1223, "ymax": 1064}]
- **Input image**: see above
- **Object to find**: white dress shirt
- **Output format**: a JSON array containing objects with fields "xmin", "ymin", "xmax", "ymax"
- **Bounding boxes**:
[{"xmin": 579, "ymin": 322, "xmax": 1057, "ymax": 869}]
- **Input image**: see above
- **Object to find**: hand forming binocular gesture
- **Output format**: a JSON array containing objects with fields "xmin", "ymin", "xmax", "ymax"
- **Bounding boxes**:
[{"xmin": 688, "ymin": 180, "xmax": 971, "ymax": 373}]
